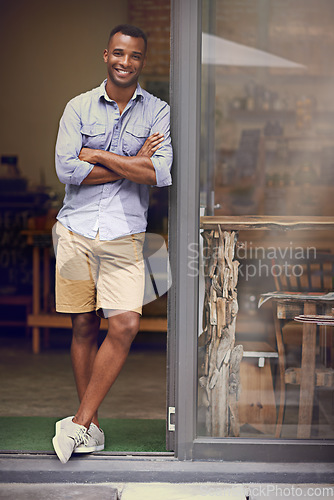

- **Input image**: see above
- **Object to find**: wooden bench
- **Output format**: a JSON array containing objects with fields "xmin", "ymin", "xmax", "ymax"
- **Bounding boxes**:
[
  {"xmin": 27, "ymin": 313, "xmax": 167, "ymax": 333},
  {"xmin": 27, "ymin": 313, "xmax": 167, "ymax": 353}
]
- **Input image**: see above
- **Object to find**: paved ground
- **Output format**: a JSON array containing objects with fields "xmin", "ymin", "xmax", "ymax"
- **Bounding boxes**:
[
  {"xmin": 1, "ymin": 453, "xmax": 334, "ymax": 499},
  {"xmin": 121, "ymin": 483, "xmax": 246, "ymax": 499},
  {"xmin": 2, "ymin": 453, "xmax": 334, "ymax": 484},
  {"xmin": 1, "ymin": 482, "xmax": 334, "ymax": 499},
  {"xmin": 121, "ymin": 483, "xmax": 334, "ymax": 499},
  {"xmin": 0, "ymin": 483, "xmax": 118, "ymax": 500}
]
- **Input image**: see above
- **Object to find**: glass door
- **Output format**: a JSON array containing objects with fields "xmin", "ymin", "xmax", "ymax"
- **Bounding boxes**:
[
  {"xmin": 197, "ymin": 0, "xmax": 334, "ymax": 443},
  {"xmin": 170, "ymin": 0, "xmax": 334, "ymax": 461}
]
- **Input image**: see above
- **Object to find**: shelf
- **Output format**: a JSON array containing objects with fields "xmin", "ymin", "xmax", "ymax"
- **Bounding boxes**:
[{"xmin": 229, "ymin": 109, "xmax": 334, "ymax": 121}]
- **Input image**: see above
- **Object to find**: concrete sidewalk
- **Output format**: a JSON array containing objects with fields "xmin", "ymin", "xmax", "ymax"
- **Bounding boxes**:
[
  {"xmin": 1, "ymin": 453, "xmax": 334, "ymax": 499},
  {"xmin": 121, "ymin": 483, "xmax": 247, "ymax": 499},
  {"xmin": 1, "ymin": 453, "xmax": 334, "ymax": 484},
  {"xmin": 120, "ymin": 483, "xmax": 334, "ymax": 499},
  {"xmin": 0, "ymin": 483, "xmax": 117, "ymax": 499},
  {"xmin": 1, "ymin": 482, "xmax": 334, "ymax": 499}
]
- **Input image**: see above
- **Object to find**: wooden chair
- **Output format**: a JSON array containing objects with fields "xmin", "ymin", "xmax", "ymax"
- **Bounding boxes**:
[
  {"xmin": 237, "ymin": 341, "xmax": 278, "ymax": 435},
  {"xmin": 259, "ymin": 253, "xmax": 334, "ymax": 438}
]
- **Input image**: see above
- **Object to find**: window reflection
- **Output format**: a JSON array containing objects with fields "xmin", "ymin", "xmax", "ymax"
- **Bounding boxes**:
[
  {"xmin": 198, "ymin": 0, "xmax": 334, "ymax": 440},
  {"xmin": 201, "ymin": 0, "xmax": 334, "ymax": 218}
]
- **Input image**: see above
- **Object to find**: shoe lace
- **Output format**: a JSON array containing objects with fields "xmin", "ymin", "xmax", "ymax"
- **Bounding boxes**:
[
  {"xmin": 72, "ymin": 427, "xmax": 87, "ymax": 447},
  {"xmin": 82, "ymin": 431, "xmax": 90, "ymax": 446}
]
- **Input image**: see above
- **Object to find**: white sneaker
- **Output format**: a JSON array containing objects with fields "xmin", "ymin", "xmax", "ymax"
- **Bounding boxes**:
[
  {"xmin": 52, "ymin": 416, "xmax": 87, "ymax": 464},
  {"xmin": 75, "ymin": 422, "xmax": 105, "ymax": 453}
]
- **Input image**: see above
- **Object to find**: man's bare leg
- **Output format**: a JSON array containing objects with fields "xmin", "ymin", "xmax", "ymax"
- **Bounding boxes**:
[
  {"xmin": 73, "ymin": 310, "xmax": 139, "ymax": 428},
  {"xmin": 71, "ymin": 312, "xmax": 101, "ymax": 427}
]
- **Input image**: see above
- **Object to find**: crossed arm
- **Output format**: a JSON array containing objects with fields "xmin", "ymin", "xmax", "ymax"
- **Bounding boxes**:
[{"xmin": 79, "ymin": 132, "xmax": 164, "ymax": 186}]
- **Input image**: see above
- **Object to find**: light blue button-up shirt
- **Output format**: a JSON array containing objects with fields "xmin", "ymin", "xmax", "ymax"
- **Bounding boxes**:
[{"xmin": 55, "ymin": 80, "xmax": 172, "ymax": 241}]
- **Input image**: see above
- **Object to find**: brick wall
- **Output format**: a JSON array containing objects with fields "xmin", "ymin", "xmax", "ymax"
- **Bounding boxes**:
[{"xmin": 128, "ymin": 0, "xmax": 170, "ymax": 79}]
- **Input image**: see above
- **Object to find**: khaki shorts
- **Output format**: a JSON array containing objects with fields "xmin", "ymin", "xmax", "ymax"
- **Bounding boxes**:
[{"xmin": 55, "ymin": 222, "xmax": 145, "ymax": 316}]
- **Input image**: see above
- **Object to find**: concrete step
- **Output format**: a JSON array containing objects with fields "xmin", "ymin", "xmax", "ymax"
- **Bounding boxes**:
[{"xmin": 0, "ymin": 483, "xmax": 118, "ymax": 500}]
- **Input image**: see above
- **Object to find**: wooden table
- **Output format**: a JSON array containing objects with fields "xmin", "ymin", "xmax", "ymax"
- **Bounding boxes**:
[
  {"xmin": 201, "ymin": 215, "xmax": 334, "ymax": 232},
  {"xmin": 199, "ymin": 216, "xmax": 334, "ymax": 438},
  {"xmin": 263, "ymin": 294, "xmax": 334, "ymax": 438}
]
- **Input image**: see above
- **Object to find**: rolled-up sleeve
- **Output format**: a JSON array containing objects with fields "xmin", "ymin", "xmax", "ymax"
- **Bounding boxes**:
[
  {"xmin": 55, "ymin": 100, "xmax": 94, "ymax": 185},
  {"xmin": 150, "ymin": 102, "xmax": 173, "ymax": 187}
]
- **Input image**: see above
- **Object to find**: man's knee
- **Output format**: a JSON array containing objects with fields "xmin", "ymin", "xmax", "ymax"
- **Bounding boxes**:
[
  {"xmin": 107, "ymin": 312, "xmax": 140, "ymax": 348},
  {"xmin": 71, "ymin": 312, "xmax": 100, "ymax": 342}
]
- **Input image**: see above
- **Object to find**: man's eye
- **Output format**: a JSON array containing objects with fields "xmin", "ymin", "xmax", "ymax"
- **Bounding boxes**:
[{"xmin": 113, "ymin": 51, "xmax": 122, "ymax": 56}]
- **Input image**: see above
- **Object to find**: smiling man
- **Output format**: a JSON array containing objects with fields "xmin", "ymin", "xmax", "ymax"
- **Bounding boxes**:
[{"xmin": 52, "ymin": 24, "xmax": 172, "ymax": 464}]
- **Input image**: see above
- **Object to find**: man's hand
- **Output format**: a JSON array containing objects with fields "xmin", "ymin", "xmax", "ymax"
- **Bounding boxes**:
[
  {"xmin": 79, "ymin": 148, "xmax": 122, "ymax": 183},
  {"xmin": 79, "ymin": 148, "xmax": 99, "ymax": 164},
  {"xmin": 137, "ymin": 132, "xmax": 164, "ymax": 157}
]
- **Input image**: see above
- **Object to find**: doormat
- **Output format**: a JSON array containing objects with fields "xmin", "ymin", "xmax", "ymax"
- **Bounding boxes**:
[{"xmin": 0, "ymin": 417, "xmax": 166, "ymax": 453}]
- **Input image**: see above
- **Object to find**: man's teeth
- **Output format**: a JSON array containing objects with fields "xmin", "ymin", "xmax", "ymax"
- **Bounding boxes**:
[{"xmin": 117, "ymin": 69, "xmax": 129, "ymax": 74}]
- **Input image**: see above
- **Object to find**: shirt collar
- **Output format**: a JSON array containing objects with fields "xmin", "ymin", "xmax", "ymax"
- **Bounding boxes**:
[{"xmin": 99, "ymin": 80, "xmax": 144, "ymax": 103}]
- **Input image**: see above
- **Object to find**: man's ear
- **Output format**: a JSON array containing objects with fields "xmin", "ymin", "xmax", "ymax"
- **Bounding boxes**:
[
  {"xmin": 103, "ymin": 49, "xmax": 108, "ymax": 63},
  {"xmin": 142, "ymin": 55, "xmax": 147, "ymax": 69}
]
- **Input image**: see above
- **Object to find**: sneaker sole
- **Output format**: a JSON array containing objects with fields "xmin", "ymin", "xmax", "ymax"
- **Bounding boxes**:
[
  {"xmin": 74, "ymin": 443, "xmax": 105, "ymax": 454},
  {"xmin": 52, "ymin": 420, "xmax": 69, "ymax": 464}
]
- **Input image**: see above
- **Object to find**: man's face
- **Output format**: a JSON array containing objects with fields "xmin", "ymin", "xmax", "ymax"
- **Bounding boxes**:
[{"xmin": 103, "ymin": 32, "xmax": 146, "ymax": 89}]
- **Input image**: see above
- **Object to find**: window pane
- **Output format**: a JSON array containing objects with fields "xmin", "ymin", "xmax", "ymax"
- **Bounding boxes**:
[{"xmin": 197, "ymin": 0, "xmax": 334, "ymax": 440}]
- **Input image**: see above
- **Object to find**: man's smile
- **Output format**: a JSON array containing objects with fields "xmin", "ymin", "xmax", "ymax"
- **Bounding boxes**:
[{"xmin": 115, "ymin": 68, "xmax": 132, "ymax": 75}]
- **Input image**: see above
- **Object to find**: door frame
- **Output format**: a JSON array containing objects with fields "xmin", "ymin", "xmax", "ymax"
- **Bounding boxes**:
[{"xmin": 168, "ymin": 0, "xmax": 202, "ymax": 459}]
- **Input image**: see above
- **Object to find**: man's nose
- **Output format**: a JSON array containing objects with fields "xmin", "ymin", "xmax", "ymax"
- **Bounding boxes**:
[{"xmin": 120, "ymin": 54, "xmax": 130, "ymax": 66}]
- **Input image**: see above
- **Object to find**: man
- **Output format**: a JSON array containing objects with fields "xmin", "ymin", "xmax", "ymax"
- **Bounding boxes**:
[{"xmin": 52, "ymin": 24, "xmax": 172, "ymax": 464}]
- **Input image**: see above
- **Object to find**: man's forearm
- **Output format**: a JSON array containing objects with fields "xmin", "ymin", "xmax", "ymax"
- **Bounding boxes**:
[
  {"xmin": 80, "ymin": 148, "xmax": 157, "ymax": 185},
  {"xmin": 81, "ymin": 165, "xmax": 123, "ymax": 185},
  {"xmin": 99, "ymin": 150, "xmax": 157, "ymax": 185}
]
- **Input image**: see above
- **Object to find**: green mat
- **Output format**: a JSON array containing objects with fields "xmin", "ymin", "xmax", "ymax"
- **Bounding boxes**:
[{"xmin": 0, "ymin": 417, "xmax": 166, "ymax": 453}]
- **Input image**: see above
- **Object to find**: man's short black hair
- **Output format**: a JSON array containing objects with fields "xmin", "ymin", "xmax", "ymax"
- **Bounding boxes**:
[{"xmin": 108, "ymin": 24, "xmax": 147, "ymax": 52}]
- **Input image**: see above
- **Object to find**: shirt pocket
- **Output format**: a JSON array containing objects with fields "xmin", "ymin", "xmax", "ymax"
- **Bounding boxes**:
[
  {"xmin": 122, "ymin": 125, "xmax": 150, "ymax": 156},
  {"xmin": 81, "ymin": 124, "xmax": 106, "ymax": 149}
]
